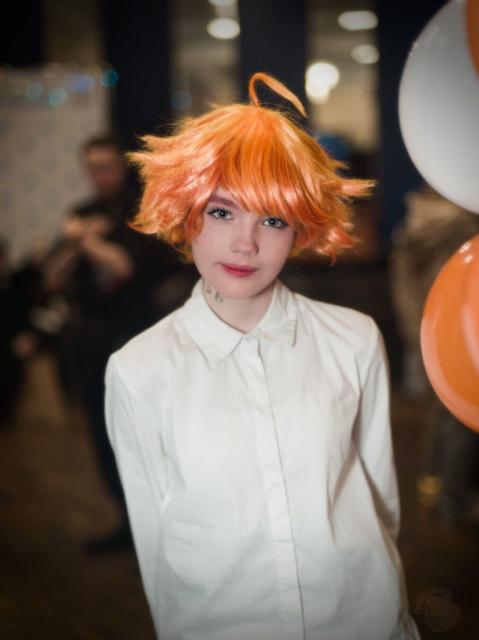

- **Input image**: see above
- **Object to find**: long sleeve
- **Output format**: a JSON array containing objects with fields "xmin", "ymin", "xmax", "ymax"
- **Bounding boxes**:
[
  {"xmin": 104, "ymin": 354, "xmax": 167, "ymax": 630},
  {"xmin": 352, "ymin": 320, "xmax": 401, "ymax": 543}
]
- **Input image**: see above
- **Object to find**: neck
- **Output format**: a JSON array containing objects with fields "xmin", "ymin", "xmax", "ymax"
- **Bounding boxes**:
[{"xmin": 201, "ymin": 279, "xmax": 275, "ymax": 333}]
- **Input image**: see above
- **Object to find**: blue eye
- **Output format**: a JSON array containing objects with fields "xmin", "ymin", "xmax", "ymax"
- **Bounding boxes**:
[
  {"xmin": 263, "ymin": 217, "xmax": 288, "ymax": 229},
  {"xmin": 207, "ymin": 207, "xmax": 232, "ymax": 220}
]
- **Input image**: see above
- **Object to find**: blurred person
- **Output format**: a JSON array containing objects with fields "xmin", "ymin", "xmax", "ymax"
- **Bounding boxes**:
[
  {"xmin": 0, "ymin": 239, "xmax": 49, "ymax": 426},
  {"xmin": 43, "ymin": 133, "xmax": 181, "ymax": 552},
  {"xmin": 390, "ymin": 182, "xmax": 479, "ymax": 528}
]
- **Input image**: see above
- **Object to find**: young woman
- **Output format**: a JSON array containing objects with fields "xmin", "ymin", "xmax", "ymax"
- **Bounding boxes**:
[{"xmin": 104, "ymin": 73, "xmax": 421, "ymax": 640}]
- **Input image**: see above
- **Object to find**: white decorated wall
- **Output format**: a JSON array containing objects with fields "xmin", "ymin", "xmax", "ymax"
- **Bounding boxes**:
[{"xmin": 0, "ymin": 64, "xmax": 111, "ymax": 267}]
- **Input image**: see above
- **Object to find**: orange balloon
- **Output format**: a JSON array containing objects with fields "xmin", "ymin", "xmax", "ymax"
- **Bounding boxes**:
[
  {"xmin": 420, "ymin": 234, "xmax": 479, "ymax": 432},
  {"xmin": 466, "ymin": 0, "xmax": 479, "ymax": 78},
  {"xmin": 464, "ymin": 235, "xmax": 479, "ymax": 372}
]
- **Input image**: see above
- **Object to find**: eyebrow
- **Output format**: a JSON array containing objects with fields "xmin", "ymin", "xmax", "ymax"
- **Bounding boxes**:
[
  {"xmin": 207, "ymin": 195, "xmax": 282, "ymax": 220},
  {"xmin": 208, "ymin": 195, "xmax": 241, "ymax": 210}
]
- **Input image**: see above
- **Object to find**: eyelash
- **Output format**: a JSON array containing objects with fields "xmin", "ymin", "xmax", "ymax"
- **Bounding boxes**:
[{"xmin": 206, "ymin": 208, "xmax": 288, "ymax": 230}]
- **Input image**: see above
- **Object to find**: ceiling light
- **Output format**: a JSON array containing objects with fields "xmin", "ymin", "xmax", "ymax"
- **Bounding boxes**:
[
  {"xmin": 305, "ymin": 62, "xmax": 340, "ymax": 104},
  {"xmin": 306, "ymin": 84, "xmax": 331, "ymax": 105},
  {"xmin": 207, "ymin": 18, "xmax": 240, "ymax": 39},
  {"xmin": 350, "ymin": 44, "xmax": 379, "ymax": 64},
  {"xmin": 306, "ymin": 62, "xmax": 340, "ymax": 88},
  {"xmin": 209, "ymin": 0, "xmax": 237, "ymax": 7},
  {"xmin": 338, "ymin": 10, "xmax": 378, "ymax": 31}
]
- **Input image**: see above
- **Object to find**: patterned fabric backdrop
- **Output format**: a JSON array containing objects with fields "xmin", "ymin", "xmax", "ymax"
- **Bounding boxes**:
[{"xmin": 0, "ymin": 64, "xmax": 110, "ymax": 267}]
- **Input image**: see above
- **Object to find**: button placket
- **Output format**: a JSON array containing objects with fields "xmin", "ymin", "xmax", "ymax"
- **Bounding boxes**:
[{"xmin": 241, "ymin": 338, "xmax": 305, "ymax": 639}]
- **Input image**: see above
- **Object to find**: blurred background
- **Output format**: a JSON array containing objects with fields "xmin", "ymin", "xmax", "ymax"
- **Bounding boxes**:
[{"xmin": 1, "ymin": 1, "xmax": 479, "ymax": 638}]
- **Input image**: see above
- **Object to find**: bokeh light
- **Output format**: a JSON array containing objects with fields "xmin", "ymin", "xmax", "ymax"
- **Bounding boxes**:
[
  {"xmin": 207, "ymin": 18, "xmax": 240, "ymax": 39},
  {"xmin": 48, "ymin": 88, "xmax": 68, "ymax": 107},
  {"xmin": 338, "ymin": 10, "xmax": 377, "ymax": 31},
  {"xmin": 350, "ymin": 44, "xmax": 379, "ymax": 65},
  {"xmin": 25, "ymin": 82, "xmax": 44, "ymax": 101},
  {"xmin": 171, "ymin": 90, "xmax": 192, "ymax": 110},
  {"xmin": 305, "ymin": 61, "xmax": 340, "ymax": 105},
  {"xmin": 67, "ymin": 73, "xmax": 95, "ymax": 92},
  {"xmin": 100, "ymin": 69, "xmax": 119, "ymax": 87},
  {"xmin": 209, "ymin": 0, "xmax": 237, "ymax": 6}
]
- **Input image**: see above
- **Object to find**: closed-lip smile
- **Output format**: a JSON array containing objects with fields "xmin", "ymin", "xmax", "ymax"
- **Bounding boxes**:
[{"xmin": 221, "ymin": 263, "xmax": 258, "ymax": 272}]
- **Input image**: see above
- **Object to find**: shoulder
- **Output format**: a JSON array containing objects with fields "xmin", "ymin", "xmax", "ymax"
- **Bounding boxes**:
[
  {"xmin": 293, "ymin": 290, "xmax": 382, "ymax": 367},
  {"xmin": 295, "ymin": 290, "xmax": 379, "ymax": 343},
  {"xmin": 106, "ymin": 307, "xmax": 182, "ymax": 397}
]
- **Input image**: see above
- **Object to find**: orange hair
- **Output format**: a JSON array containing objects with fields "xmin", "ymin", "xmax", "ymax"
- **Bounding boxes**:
[{"xmin": 126, "ymin": 72, "xmax": 374, "ymax": 263}]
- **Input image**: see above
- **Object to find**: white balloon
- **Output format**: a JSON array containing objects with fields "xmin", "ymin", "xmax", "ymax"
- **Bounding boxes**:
[{"xmin": 399, "ymin": 0, "xmax": 479, "ymax": 214}]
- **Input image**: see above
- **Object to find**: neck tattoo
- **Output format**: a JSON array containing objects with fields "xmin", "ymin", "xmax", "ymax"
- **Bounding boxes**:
[{"xmin": 204, "ymin": 281, "xmax": 223, "ymax": 303}]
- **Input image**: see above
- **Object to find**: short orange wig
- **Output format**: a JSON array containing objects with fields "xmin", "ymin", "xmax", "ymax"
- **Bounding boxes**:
[{"xmin": 126, "ymin": 72, "xmax": 374, "ymax": 263}]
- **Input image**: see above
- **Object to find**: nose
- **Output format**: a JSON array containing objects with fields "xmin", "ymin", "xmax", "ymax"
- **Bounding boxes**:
[{"xmin": 231, "ymin": 218, "xmax": 259, "ymax": 256}]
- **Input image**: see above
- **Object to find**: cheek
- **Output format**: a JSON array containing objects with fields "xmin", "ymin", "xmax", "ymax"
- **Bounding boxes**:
[
  {"xmin": 191, "ymin": 219, "xmax": 222, "ymax": 263},
  {"xmin": 262, "ymin": 230, "xmax": 296, "ymax": 266}
]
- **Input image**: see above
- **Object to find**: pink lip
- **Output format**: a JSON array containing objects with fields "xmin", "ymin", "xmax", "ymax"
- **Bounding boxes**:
[{"xmin": 220, "ymin": 263, "xmax": 258, "ymax": 277}]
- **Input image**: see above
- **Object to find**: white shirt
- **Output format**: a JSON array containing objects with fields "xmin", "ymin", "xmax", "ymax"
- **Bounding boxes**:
[{"xmin": 104, "ymin": 276, "xmax": 422, "ymax": 640}]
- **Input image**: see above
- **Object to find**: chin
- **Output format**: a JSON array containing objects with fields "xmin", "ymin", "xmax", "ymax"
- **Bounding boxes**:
[{"xmin": 217, "ymin": 277, "xmax": 272, "ymax": 300}]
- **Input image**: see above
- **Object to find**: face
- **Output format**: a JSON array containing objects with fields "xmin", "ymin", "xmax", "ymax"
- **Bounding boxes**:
[
  {"xmin": 82, "ymin": 145, "xmax": 128, "ymax": 199},
  {"xmin": 191, "ymin": 186, "xmax": 296, "ymax": 300}
]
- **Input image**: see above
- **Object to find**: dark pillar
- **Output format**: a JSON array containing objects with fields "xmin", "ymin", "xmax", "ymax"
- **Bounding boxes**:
[
  {"xmin": 376, "ymin": 0, "xmax": 440, "ymax": 244},
  {"xmin": 238, "ymin": 0, "xmax": 306, "ymax": 108},
  {"xmin": 102, "ymin": 0, "xmax": 171, "ymax": 150},
  {"xmin": 0, "ymin": 1, "xmax": 43, "ymax": 66}
]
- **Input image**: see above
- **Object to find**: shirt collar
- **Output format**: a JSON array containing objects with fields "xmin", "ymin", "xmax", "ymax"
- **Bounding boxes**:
[{"xmin": 177, "ymin": 276, "xmax": 298, "ymax": 368}]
